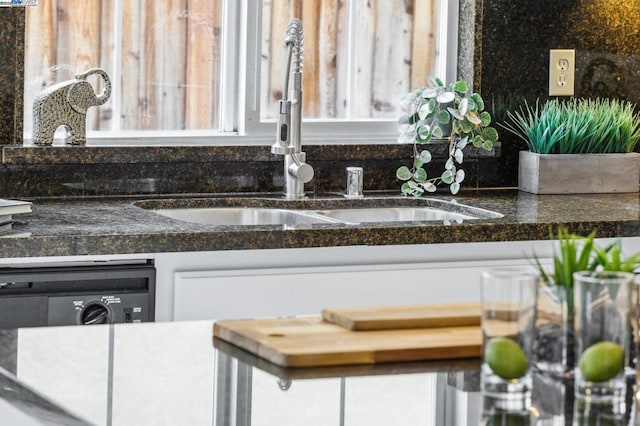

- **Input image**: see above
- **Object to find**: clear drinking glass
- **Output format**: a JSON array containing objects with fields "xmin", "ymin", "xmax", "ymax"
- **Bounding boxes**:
[
  {"xmin": 481, "ymin": 268, "xmax": 539, "ymax": 399},
  {"xmin": 533, "ymin": 279, "xmax": 571, "ymax": 378},
  {"xmin": 573, "ymin": 271, "xmax": 633, "ymax": 402}
]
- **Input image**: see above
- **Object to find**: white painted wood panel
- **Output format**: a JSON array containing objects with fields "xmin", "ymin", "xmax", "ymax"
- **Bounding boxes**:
[
  {"xmin": 156, "ymin": 240, "xmax": 561, "ymax": 321},
  {"xmin": 173, "ymin": 258, "xmax": 537, "ymax": 321}
]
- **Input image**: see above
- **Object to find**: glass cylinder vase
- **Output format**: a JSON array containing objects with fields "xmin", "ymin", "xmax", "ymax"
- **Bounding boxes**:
[
  {"xmin": 533, "ymin": 279, "xmax": 575, "ymax": 379},
  {"xmin": 573, "ymin": 271, "xmax": 633, "ymax": 402}
]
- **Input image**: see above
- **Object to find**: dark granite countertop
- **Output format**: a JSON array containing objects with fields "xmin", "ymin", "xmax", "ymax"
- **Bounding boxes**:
[{"xmin": 1, "ymin": 189, "xmax": 640, "ymax": 258}]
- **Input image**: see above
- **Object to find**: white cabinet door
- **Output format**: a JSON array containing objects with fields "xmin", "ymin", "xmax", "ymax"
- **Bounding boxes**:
[
  {"xmin": 162, "ymin": 237, "xmax": 640, "ymax": 322},
  {"xmin": 157, "ymin": 240, "xmax": 561, "ymax": 321},
  {"xmin": 173, "ymin": 259, "xmax": 539, "ymax": 321}
]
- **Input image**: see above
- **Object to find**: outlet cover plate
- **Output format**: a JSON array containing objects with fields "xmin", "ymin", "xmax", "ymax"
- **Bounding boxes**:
[{"xmin": 549, "ymin": 49, "xmax": 575, "ymax": 96}]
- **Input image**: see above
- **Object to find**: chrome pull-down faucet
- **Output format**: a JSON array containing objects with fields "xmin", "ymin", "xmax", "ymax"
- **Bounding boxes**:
[{"xmin": 271, "ymin": 18, "xmax": 314, "ymax": 200}]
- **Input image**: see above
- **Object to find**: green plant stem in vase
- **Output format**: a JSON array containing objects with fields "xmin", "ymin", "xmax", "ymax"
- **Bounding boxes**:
[
  {"xmin": 535, "ymin": 228, "xmax": 597, "ymax": 314},
  {"xmin": 533, "ymin": 228, "xmax": 598, "ymax": 378},
  {"xmin": 395, "ymin": 77, "xmax": 499, "ymax": 196}
]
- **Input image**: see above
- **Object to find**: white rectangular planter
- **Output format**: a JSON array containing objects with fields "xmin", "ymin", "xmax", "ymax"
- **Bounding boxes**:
[{"xmin": 518, "ymin": 151, "xmax": 640, "ymax": 194}]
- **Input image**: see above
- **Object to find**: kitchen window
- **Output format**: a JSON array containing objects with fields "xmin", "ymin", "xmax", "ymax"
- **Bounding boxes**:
[{"xmin": 23, "ymin": 0, "xmax": 455, "ymax": 145}]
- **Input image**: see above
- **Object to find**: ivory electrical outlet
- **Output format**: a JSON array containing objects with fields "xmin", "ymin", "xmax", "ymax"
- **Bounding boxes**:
[{"xmin": 549, "ymin": 49, "xmax": 575, "ymax": 96}]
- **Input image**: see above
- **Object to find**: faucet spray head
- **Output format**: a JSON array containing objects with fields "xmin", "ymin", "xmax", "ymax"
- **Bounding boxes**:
[{"xmin": 272, "ymin": 99, "xmax": 295, "ymax": 155}]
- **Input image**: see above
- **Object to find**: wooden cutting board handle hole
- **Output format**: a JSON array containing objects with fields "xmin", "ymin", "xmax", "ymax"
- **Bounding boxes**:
[{"xmin": 268, "ymin": 333, "xmax": 285, "ymax": 337}]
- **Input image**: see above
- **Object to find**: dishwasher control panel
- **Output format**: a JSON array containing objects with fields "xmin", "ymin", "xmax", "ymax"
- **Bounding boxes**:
[
  {"xmin": 0, "ymin": 262, "xmax": 155, "ymax": 328},
  {"xmin": 48, "ymin": 292, "xmax": 150, "ymax": 325}
]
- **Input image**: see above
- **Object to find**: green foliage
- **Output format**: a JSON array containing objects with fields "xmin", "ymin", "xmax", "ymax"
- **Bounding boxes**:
[
  {"xmin": 501, "ymin": 98, "xmax": 640, "ymax": 154},
  {"xmin": 534, "ymin": 228, "xmax": 640, "ymax": 320},
  {"xmin": 534, "ymin": 227, "xmax": 598, "ymax": 288},
  {"xmin": 593, "ymin": 240, "xmax": 640, "ymax": 274},
  {"xmin": 396, "ymin": 78, "xmax": 498, "ymax": 196},
  {"xmin": 534, "ymin": 227, "xmax": 640, "ymax": 289}
]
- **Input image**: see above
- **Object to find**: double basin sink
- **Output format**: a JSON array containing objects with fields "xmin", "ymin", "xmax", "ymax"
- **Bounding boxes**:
[{"xmin": 135, "ymin": 195, "xmax": 503, "ymax": 227}]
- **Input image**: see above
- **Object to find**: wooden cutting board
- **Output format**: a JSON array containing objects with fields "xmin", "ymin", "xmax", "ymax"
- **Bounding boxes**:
[
  {"xmin": 213, "ymin": 316, "xmax": 481, "ymax": 368},
  {"xmin": 213, "ymin": 336, "xmax": 482, "ymax": 379},
  {"xmin": 322, "ymin": 302, "xmax": 481, "ymax": 331}
]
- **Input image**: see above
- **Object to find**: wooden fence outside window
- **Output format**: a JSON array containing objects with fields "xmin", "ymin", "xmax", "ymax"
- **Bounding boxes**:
[{"xmin": 24, "ymin": 0, "xmax": 438, "ymax": 133}]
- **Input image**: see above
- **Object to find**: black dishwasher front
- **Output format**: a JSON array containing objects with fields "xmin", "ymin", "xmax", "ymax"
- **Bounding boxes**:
[{"xmin": 0, "ymin": 262, "xmax": 155, "ymax": 328}]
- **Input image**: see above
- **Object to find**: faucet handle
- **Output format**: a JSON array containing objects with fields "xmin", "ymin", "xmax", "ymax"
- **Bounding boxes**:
[{"xmin": 288, "ymin": 160, "xmax": 314, "ymax": 184}]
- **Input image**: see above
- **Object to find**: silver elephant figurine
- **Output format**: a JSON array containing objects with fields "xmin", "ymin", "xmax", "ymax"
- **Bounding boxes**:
[{"xmin": 32, "ymin": 68, "xmax": 112, "ymax": 146}]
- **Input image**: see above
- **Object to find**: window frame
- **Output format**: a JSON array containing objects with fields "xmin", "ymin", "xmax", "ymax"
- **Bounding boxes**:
[{"xmin": 25, "ymin": 0, "xmax": 458, "ymax": 146}]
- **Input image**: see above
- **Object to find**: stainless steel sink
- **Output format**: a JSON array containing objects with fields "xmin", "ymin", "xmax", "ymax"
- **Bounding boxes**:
[
  {"xmin": 151, "ymin": 207, "xmax": 342, "ymax": 226},
  {"xmin": 315, "ymin": 207, "xmax": 476, "ymax": 223},
  {"xmin": 147, "ymin": 202, "xmax": 502, "ymax": 227}
]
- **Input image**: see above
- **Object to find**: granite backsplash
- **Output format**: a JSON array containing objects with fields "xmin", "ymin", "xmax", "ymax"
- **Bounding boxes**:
[
  {"xmin": 0, "ymin": 144, "xmax": 495, "ymax": 198},
  {"xmin": 1, "ymin": 2, "xmax": 639, "ymax": 198},
  {"xmin": 0, "ymin": 8, "xmax": 24, "ymax": 147},
  {"xmin": 472, "ymin": 0, "xmax": 640, "ymax": 187}
]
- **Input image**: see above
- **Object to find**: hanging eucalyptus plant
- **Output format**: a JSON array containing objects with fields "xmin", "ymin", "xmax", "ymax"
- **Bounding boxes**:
[{"xmin": 396, "ymin": 78, "xmax": 499, "ymax": 195}]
